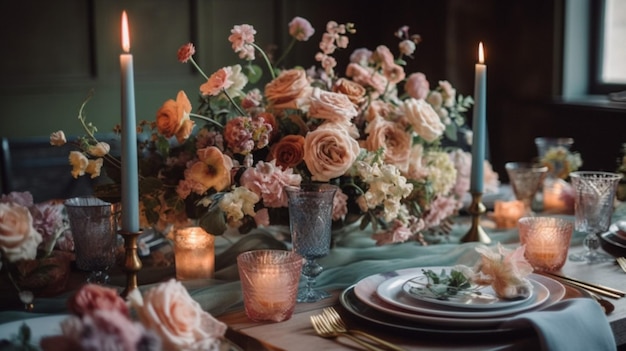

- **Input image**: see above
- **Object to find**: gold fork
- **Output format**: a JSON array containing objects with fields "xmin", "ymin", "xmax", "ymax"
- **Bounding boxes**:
[
  {"xmin": 322, "ymin": 307, "xmax": 408, "ymax": 351},
  {"xmin": 310, "ymin": 313, "xmax": 385, "ymax": 351},
  {"xmin": 616, "ymin": 257, "xmax": 626, "ymax": 273}
]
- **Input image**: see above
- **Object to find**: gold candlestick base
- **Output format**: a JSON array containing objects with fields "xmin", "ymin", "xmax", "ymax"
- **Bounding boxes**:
[
  {"xmin": 119, "ymin": 229, "xmax": 143, "ymax": 298},
  {"xmin": 461, "ymin": 192, "xmax": 491, "ymax": 244}
]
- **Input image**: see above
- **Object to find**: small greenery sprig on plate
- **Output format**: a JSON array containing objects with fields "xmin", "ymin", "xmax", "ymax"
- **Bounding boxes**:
[{"xmin": 410, "ymin": 268, "xmax": 474, "ymax": 300}]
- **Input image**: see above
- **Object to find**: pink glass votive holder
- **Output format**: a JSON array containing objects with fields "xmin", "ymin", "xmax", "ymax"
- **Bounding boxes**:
[
  {"xmin": 237, "ymin": 249, "xmax": 303, "ymax": 322},
  {"xmin": 518, "ymin": 217, "xmax": 574, "ymax": 272},
  {"xmin": 173, "ymin": 227, "xmax": 215, "ymax": 280}
]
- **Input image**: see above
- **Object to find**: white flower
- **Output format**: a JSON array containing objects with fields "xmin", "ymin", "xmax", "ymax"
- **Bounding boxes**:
[
  {"xmin": 87, "ymin": 142, "xmax": 110, "ymax": 157},
  {"xmin": 49, "ymin": 130, "xmax": 66, "ymax": 146},
  {"xmin": 68, "ymin": 151, "xmax": 89, "ymax": 178},
  {"xmin": 219, "ymin": 186, "xmax": 259, "ymax": 225}
]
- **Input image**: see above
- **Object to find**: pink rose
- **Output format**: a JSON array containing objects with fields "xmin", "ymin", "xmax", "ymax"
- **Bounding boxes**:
[
  {"xmin": 129, "ymin": 279, "xmax": 227, "ymax": 351},
  {"xmin": 308, "ymin": 88, "xmax": 357, "ymax": 124},
  {"xmin": 288, "ymin": 16, "xmax": 315, "ymax": 41},
  {"xmin": 67, "ymin": 284, "xmax": 130, "ymax": 318},
  {"xmin": 0, "ymin": 202, "xmax": 42, "ymax": 262},
  {"xmin": 404, "ymin": 72, "xmax": 430, "ymax": 100},
  {"xmin": 364, "ymin": 117, "xmax": 412, "ymax": 174},
  {"xmin": 401, "ymin": 98, "xmax": 445, "ymax": 142},
  {"xmin": 303, "ymin": 123, "xmax": 361, "ymax": 182}
]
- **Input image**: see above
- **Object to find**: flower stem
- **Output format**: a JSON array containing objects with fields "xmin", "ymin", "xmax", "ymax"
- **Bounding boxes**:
[
  {"xmin": 222, "ymin": 89, "xmax": 248, "ymax": 117},
  {"xmin": 250, "ymin": 43, "xmax": 276, "ymax": 80},
  {"xmin": 189, "ymin": 57, "xmax": 209, "ymax": 81},
  {"xmin": 189, "ymin": 113, "xmax": 224, "ymax": 129},
  {"xmin": 274, "ymin": 38, "xmax": 296, "ymax": 68}
]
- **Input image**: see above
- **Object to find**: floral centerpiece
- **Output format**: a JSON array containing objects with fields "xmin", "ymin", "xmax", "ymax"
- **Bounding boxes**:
[
  {"xmin": 0, "ymin": 191, "xmax": 75, "ymax": 305},
  {"xmin": 52, "ymin": 17, "xmax": 500, "ymax": 245}
]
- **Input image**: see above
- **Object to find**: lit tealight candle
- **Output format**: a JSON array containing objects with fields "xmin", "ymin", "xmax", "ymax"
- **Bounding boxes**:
[
  {"xmin": 173, "ymin": 227, "xmax": 215, "ymax": 280},
  {"xmin": 518, "ymin": 217, "xmax": 574, "ymax": 271},
  {"xmin": 491, "ymin": 200, "xmax": 525, "ymax": 229}
]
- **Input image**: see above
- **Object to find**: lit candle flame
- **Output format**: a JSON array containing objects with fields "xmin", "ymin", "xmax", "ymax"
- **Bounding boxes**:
[
  {"xmin": 478, "ymin": 42, "xmax": 485, "ymax": 64},
  {"xmin": 122, "ymin": 11, "xmax": 130, "ymax": 53}
]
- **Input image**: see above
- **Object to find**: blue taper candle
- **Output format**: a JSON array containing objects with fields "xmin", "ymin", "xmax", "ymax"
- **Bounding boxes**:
[
  {"xmin": 470, "ymin": 42, "xmax": 487, "ymax": 194},
  {"xmin": 120, "ymin": 11, "xmax": 140, "ymax": 233}
]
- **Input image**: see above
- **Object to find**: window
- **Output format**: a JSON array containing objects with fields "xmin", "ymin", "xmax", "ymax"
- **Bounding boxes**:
[{"xmin": 590, "ymin": 0, "xmax": 626, "ymax": 94}]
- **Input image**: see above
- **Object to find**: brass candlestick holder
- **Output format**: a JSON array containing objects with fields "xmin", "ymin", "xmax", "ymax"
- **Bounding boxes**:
[
  {"xmin": 461, "ymin": 192, "xmax": 491, "ymax": 244},
  {"xmin": 119, "ymin": 229, "xmax": 143, "ymax": 298}
]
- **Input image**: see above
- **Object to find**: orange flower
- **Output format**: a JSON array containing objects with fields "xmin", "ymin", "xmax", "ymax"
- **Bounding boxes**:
[
  {"xmin": 185, "ymin": 147, "xmax": 233, "ymax": 192},
  {"xmin": 269, "ymin": 135, "xmax": 305, "ymax": 169},
  {"xmin": 156, "ymin": 91, "xmax": 192, "ymax": 140}
]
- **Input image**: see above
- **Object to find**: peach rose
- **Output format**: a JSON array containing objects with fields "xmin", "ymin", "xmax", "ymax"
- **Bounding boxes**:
[
  {"xmin": 184, "ymin": 146, "xmax": 233, "ymax": 193},
  {"xmin": 129, "ymin": 279, "xmax": 227, "ymax": 351},
  {"xmin": 332, "ymin": 78, "xmax": 366, "ymax": 106},
  {"xmin": 156, "ymin": 90, "xmax": 193, "ymax": 140},
  {"xmin": 175, "ymin": 119, "xmax": 196, "ymax": 144},
  {"xmin": 364, "ymin": 117, "xmax": 412, "ymax": 174},
  {"xmin": 269, "ymin": 134, "xmax": 305, "ymax": 169},
  {"xmin": 303, "ymin": 123, "xmax": 361, "ymax": 181},
  {"xmin": 0, "ymin": 202, "xmax": 43, "ymax": 262},
  {"xmin": 402, "ymin": 98, "xmax": 445, "ymax": 142},
  {"xmin": 68, "ymin": 284, "xmax": 130, "ymax": 318},
  {"xmin": 308, "ymin": 87, "xmax": 357, "ymax": 124},
  {"xmin": 264, "ymin": 68, "xmax": 312, "ymax": 110}
]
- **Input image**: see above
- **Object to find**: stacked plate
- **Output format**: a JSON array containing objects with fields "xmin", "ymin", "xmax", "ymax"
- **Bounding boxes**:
[{"xmin": 339, "ymin": 266, "xmax": 571, "ymax": 337}]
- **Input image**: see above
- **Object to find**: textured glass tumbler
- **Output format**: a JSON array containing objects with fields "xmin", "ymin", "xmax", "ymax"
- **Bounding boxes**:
[
  {"xmin": 237, "ymin": 250, "xmax": 303, "ymax": 322},
  {"xmin": 568, "ymin": 171, "xmax": 623, "ymax": 263},
  {"xmin": 286, "ymin": 183, "xmax": 337, "ymax": 303},
  {"xmin": 65, "ymin": 197, "xmax": 118, "ymax": 284},
  {"xmin": 505, "ymin": 162, "xmax": 548, "ymax": 215},
  {"xmin": 518, "ymin": 217, "xmax": 574, "ymax": 272}
]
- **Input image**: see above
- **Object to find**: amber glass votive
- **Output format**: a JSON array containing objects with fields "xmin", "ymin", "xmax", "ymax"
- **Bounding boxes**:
[
  {"xmin": 518, "ymin": 217, "xmax": 574, "ymax": 272},
  {"xmin": 173, "ymin": 227, "xmax": 215, "ymax": 280},
  {"xmin": 491, "ymin": 200, "xmax": 526, "ymax": 229},
  {"xmin": 237, "ymin": 250, "xmax": 303, "ymax": 322}
]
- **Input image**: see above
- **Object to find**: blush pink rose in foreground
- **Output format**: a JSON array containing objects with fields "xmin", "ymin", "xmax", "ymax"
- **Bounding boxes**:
[
  {"xmin": 308, "ymin": 87, "xmax": 358, "ymax": 124},
  {"xmin": 0, "ymin": 202, "xmax": 43, "ymax": 262},
  {"xmin": 129, "ymin": 279, "xmax": 227, "ymax": 351}
]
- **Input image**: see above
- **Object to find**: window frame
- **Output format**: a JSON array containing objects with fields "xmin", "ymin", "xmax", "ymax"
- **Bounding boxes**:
[{"xmin": 589, "ymin": 0, "xmax": 626, "ymax": 94}]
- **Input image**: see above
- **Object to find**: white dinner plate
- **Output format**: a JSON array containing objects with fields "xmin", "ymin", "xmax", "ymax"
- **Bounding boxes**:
[
  {"xmin": 375, "ymin": 272, "xmax": 549, "ymax": 318},
  {"xmin": 353, "ymin": 268, "xmax": 565, "ymax": 327}
]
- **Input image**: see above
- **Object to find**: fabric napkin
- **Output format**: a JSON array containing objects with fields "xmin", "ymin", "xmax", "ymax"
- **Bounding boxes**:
[{"xmin": 501, "ymin": 298, "xmax": 616, "ymax": 351}]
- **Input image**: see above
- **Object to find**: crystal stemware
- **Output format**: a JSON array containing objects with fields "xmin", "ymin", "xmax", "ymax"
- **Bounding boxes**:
[
  {"xmin": 285, "ymin": 183, "xmax": 337, "ymax": 303},
  {"xmin": 568, "ymin": 171, "xmax": 623, "ymax": 263},
  {"xmin": 64, "ymin": 197, "xmax": 118, "ymax": 284},
  {"xmin": 505, "ymin": 162, "xmax": 548, "ymax": 215}
]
